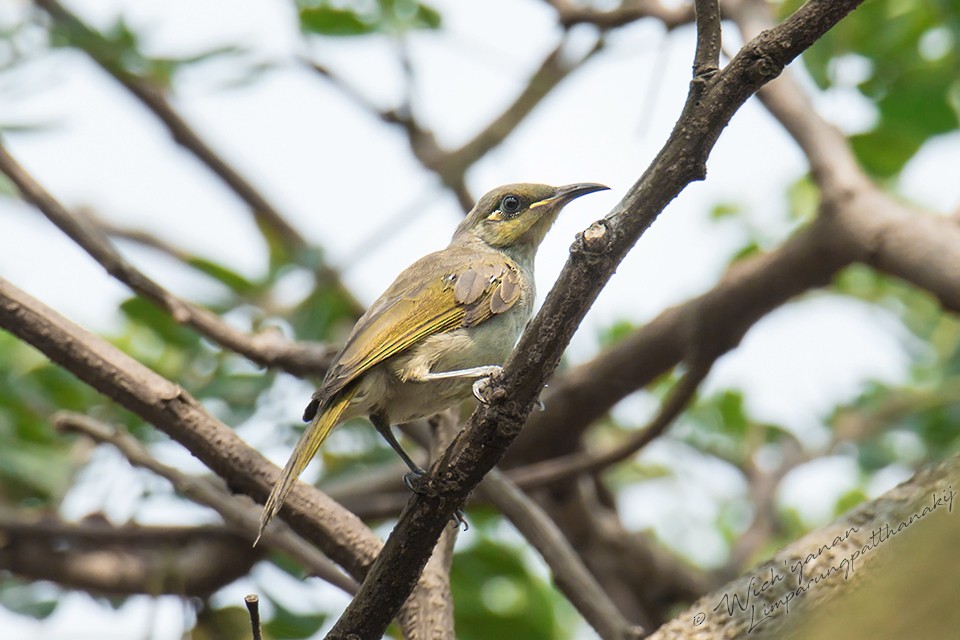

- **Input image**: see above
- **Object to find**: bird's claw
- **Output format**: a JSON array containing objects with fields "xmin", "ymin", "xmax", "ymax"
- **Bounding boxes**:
[
  {"xmin": 403, "ymin": 469, "xmax": 428, "ymax": 493},
  {"xmin": 452, "ymin": 508, "xmax": 469, "ymax": 531},
  {"xmin": 472, "ymin": 367, "xmax": 503, "ymax": 403},
  {"xmin": 402, "ymin": 471, "xmax": 470, "ymax": 530}
]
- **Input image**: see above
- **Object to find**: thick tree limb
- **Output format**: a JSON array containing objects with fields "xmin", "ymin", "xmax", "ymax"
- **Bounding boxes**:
[
  {"xmin": 324, "ymin": 2, "xmax": 866, "ymax": 638},
  {"xmin": 0, "ymin": 516, "xmax": 258, "ymax": 597},
  {"xmin": 0, "ymin": 277, "xmax": 379, "ymax": 580},
  {"xmin": 645, "ymin": 452, "xmax": 960, "ymax": 639}
]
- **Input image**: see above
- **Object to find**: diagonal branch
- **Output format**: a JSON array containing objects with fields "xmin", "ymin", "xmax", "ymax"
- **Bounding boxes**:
[
  {"xmin": 55, "ymin": 412, "xmax": 359, "ymax": 595},
  {"xmin": 33, "ymin": 0, "xmax": 308, "ymax": 256},
  {"xmin": 478, "ymin": 470, "xmax": 645, "ymax": 640},
  {"xmin": 0, "ymin": 277, "xmax": 381, "ymax": 581},
  {"xmin": 323, "ymin": 2, "xmax": 866, "ymax": 638},
  {"xmin": 508, "ymin": 362, "xmax": 712, "ymax": 489},
  {"xmin": 0, "ymin": 139, "xmax": 335, "ymax": 377},
  {"xmin": 305, "ymin": 37, "xmax": 601, "ymax": 212}
]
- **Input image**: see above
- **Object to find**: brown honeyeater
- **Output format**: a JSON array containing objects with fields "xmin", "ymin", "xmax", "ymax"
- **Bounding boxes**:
[{"xmin": 256, "ymin": 182, "xmax": 608, "ymax": 541}]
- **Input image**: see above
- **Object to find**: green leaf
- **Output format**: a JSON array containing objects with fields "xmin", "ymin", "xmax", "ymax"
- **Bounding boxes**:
[
  {"xmin": 119, "ymin": 297, "xmax": 200, "ymax": 350},
  {"xmin": 0, "ymin": 579, "xmax": 59, "ymax": 620},
  {"xmin": 299, "ymin": 6, "xmax": 375, "ymax": 36},
  {"xmin": 834, "ymin": 488, "xmax": 869, "ymax": 516},
  {"xmin": 786, "ymin": 176, "xmax": 819, "ymax": 223},
  {"xmin": 451, "ymin": 539, "xmax": 570, "ymax": 640},
  {"xmin": 709, "ymin": 202, "xmax": 742, "ymax": 220},
  {"xmin": 187, "ymin": 258, "xmax": 258, "ymax": 296},
  {"xmin": 298, "ymin": 0, "xmax": 441, "ymax": 36},
  {"xmin": 598, "ymin": 319, "xmax": 636, "ymax": 348},
  {"xmin": 262, "ymin": 599, "xmax": 327, "ymax": 640}
]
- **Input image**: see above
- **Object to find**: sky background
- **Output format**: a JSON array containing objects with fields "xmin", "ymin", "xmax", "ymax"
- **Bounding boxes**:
[{"xmin": 1, "ymin": 0, "xmax": 959, "ymax": 637}]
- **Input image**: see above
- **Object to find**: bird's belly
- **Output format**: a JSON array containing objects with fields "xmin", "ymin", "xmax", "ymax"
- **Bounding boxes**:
[{"xmin": 357, "ymin": 311, "xmax": 528, "ymax": 423}]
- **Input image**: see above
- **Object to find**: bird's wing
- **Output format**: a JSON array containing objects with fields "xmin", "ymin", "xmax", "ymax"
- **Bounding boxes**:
[{"xmin": 305, "ymin": 251, "xmax": 522, "ymax": 416}]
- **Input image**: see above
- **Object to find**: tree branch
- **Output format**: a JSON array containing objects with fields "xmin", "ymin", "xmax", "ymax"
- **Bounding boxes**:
[
  {"xmin": 0, "ymin": 515, "xmax": 258, "ymax": 597},
  {"xmin": 693, "ymin": 1, "xmax": 722, "ymax": 78},
  {"xmin": 478, "ymin": 470, "xmax": 645, "ymax": 640},
  {"xmin": 547, "ymin": 0, "xmax": 695, "ymax": 30},
  {"xmin": 305, "ymin": 36, "xmax": 601, "ymax": 212},
  {"xmin": 645, "ymin": 451, "xmax": 960, "ymax": 639},
  {"xmin": 32, "ymin": 0, "xmax": 309, "ymax": 256},
  {"xmin": 0, "ymin": 277, "xmax": 381, "ymax": 582},
  {"xmin": 323, "ymin": 2, "xmax": 866, "ymax": 637},
  {"xmin": 0, "ymin": 139, "xmax": 336, "ymax": 378},
  {"xmin": 508, "ymin": 362, "xmax": 712, "ymax": 489},
  {"xmin": 55, "ymin": 412, "xmax": 359, "ymax": 595}
]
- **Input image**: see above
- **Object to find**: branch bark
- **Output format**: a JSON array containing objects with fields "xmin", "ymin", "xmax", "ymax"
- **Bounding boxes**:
[
  {"xmin": 0, "ymin": 516, "xmax": 258, "ymax": 597},
  {"xmin": 0, "ymin": 277, "xmax": 379, "ymax": 581},
  {"xmin": 644, "ymin": 452, "xmax": 960, "ymax": 639}
]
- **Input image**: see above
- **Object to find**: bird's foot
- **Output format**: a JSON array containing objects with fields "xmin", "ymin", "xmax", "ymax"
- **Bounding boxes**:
[
  {"xmin": 535, "ymin": 383, "xmax": 548, "ymax": 411},
  {"xmin": 402, "ymin": 470, "xmax": 469, "ymax": 530},
  {"xmin": 402, "ymin": 468, "xmax": 429, "ymax": 493},
  {"xmin": 472, "ymin": 366, "xmax": 504, "ymax": 403}
]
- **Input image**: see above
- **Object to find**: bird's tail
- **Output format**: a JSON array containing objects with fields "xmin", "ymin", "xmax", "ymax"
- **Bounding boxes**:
[{"xmin": 255, "ymin": 388, "xmax": 357, "ymax": 545}]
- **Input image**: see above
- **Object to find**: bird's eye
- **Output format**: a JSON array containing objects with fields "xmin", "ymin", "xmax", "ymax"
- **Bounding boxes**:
[{"xmin": 500, "ymin": 195, "xmax": 521, "ymax": 215}]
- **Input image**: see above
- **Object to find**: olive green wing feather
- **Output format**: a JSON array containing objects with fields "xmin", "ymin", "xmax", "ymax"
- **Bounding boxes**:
[{"xmin": 306, "ymin": 251, "xmax": 522, "ymax": 416}]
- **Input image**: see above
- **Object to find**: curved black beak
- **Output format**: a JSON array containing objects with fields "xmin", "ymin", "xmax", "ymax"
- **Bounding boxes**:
[{"xmin": 554, "ymin": 183, "xmax": 610, "ymax": 202}]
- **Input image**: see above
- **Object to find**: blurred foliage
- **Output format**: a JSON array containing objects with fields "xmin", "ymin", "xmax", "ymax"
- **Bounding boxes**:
[
  {"xmin": 0, "ymin": 332, "xmax": 95, "ymax": 503},
  {"xmin": 450, "ymin": 538, "xmax": 573, "ymax": 640},
  {"xmin": 297, "ymin": 0, "xmax": 441, "ymax": 36},
  {"xmin": 48, "ymin": 15, "xmax": 245, "ymax": 89},
  {"xmin": 784, "ymin": 0, "xmax": 960, "ymax": 177}
]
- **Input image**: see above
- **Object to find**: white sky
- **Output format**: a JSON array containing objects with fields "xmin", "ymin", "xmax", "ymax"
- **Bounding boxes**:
[{"xmin": 1, "ymin": 0, "xmax": 958, "ymax": 637}]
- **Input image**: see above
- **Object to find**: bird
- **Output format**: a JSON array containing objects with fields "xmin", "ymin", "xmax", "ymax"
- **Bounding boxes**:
[{"xmin": 256, "ymin": 182, "xmax": 608, "ymax": 542}]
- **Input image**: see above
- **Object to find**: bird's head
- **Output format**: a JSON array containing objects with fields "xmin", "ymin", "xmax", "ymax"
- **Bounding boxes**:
[{"xmin": 453, "ymin": 183, "xmax": 609, "ymax": 253}]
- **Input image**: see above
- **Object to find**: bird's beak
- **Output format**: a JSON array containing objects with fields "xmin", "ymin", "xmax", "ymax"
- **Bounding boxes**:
[{"xmin": 530, "ymin": 183, "xmax": 610, "ymax": 209}]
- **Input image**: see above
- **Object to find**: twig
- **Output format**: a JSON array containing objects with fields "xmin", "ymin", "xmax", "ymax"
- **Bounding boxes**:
[
  {"xmin": 322, "ymin": 2, "xmax": 867, "ymax": 638},
  {"xmin": 508, "ymin": 362, "xmax": 712, "ymax": 489},
  {"xmin": 55, "ymin": 412, "xmax": 359, "ymax": 595},
  {"xmin": 0, "ymin": 139, "xmax": 336, "ymax": 377},
  {"xmin": 693, "ymin": 0, "xmax": 722, "ymax": 78},
  {"xmin": 547, "ymin": 0, "xmax": 695, "ymax": 30},
  {"xmin": 478, "ymin": 470, "xmax": 644, "ymax": 640},
  {"xmin": 33, "ymin": 0, "xmax": 307, "ymax": 256},
  {"xmin": 304, "ymin": 36, "xmax": 601, "ymax": 212},
  {"xmin": 245, "ymin": 595, "xmax": 263, "ymax": 640}
]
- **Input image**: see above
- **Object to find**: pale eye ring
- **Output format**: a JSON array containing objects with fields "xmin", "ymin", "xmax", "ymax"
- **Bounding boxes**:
[{"xmin": 500, "ymin": 195, "xmax": 521, "ymax": 215}]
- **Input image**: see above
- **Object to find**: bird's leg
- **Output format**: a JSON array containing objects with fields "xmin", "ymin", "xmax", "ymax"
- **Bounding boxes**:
[
  {"xmin": 371, "ymin": 413, "xmax": 468, "ymax": 529},
  {"xmin": 411, "ymin": 364, "xmax": 503, "ymax": 403},
  {"xmin": 370, "ymin": 412, "xmax": 427, "ymax": 480}
]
